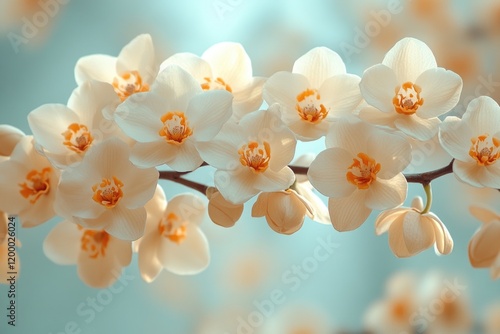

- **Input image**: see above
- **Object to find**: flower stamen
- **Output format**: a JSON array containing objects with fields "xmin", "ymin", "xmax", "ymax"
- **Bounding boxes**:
[
  {"xmin": 112, "ymin": 70, "xmax": 149, "ymax": 101},
  {"xmin": 201, "ymin": 77, "xmax": 232, "ymax": 92},
  {"xmin": 346, "ymin": 152, "xmax": 381, "ymax": 189},
  {"xmin": 159, "ymin": 111, "xmax": 193, "ymax": 144},
  {"xmin": 19, "ymin": 167, "xmax": 52, "ymax": 204},
  {"xmin": 238, "ymin": 141, "xmax": 271, "ymax": 173},
  {"xmin": 62, "ymin": 123, "xmax": 93, "ymax": 153},
  {"xmin": 295, "ymin": 88, "xmax": 328, "ymax": 123},
  {"xmin": 469, "ymin": 134, "xmax": 500, "ymax": 166},
  {"xmin": 393, "ymin": 82, "xmax": 424, "ymax": 115},
  {"xmin": 158, "ymin": 212, "xmax": 187, "ymax": 244},
  {"xmin": 92, "ymin": 177, "xmax": 124, "ymax": 208},
  {"xmin": 80, "ymin": 229, "xmax": 110, "ymax": 259}
]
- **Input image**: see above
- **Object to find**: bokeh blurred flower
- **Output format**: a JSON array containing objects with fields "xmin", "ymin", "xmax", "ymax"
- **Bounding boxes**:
[
  {"xmin": 468, "ymin": 205, "xmax": 500, "ymax": 279},
  {"xmin": 484, "ymin": 303, "xmax": 500, "ymax": 334},
  {"xmin": 261, "ymin": 303, "xmax": 332, "ymax": 334},
  {"xmin": 55, "ymin": 138, "xmax": 158, "ymax": 241},
  {"xmin": 0, "ymin": 136, "xmax": 59, "ymax": 227},
  {"xmin": 115, "ymin": 65, "xmax": 233, "ymax": 171},
  {"xmin": 206, "ymin": 187, "xmax": 243, "ymax": 228},
  {"xmin": 308, "ymin": 120, "xmax": 411, "ymax": 231},
  {"xmin": 252, "ymin": 189, "xmax": 313, "ymax": 235},
  {"xmin": 28, "ymin": 81, "xmax": 122, "ymax": 168},
  {"xmin": 360, "ymin": 37, "xmax": 462, "ymax": 141},
  {"xmin": 0, "ymin": 124, "xmax": 25, "ymax": 157},
  {"xmin": 439, "ymin": 96, "xmax": 500, "ymax": 188},
  {"xmin": 375, "ymin": 196, "xmax": 453, "ymax": 257},
  {"xmin": 161, "ymin": 42, "xmax": 265, "ymax": 120},
  {"xmin": 264, "ymin": 47, "xmax": 362, "ymax": 141},
  {"xmin": 138, "ymin": 187, "xmax": 210, "ymax": 282},
  {"xmin": 44, "ymin": 221, "xmax": 132, "ymax": 288},
  {"xmin": 75, "ymin": 34, "xmax": 158, "ymax": 102},
  {"xmin": 198, "ymin": 105, "xmax": 296, "ymax": 204}
]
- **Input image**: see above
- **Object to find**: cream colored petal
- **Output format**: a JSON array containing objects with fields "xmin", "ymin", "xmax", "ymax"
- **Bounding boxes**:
[
  {"xmin": 359, "ymin": 106, "xmax": 399, "ymax": 128},
  {"xmin": 375, "ymin": 208, "xmax": 407, "ymax": 235},
  {"xmin": 292, "ymin": 47, "xmax": 346, "ymax": 88},
  {"xmin": 232, "ymin": 76, "xmax": 266, "ymax": 120},
  {"xmin": 490, "ymin": 255, "xmax": 500, "ymax": 280},
  {"xmin": 468, "ymin": 221, "xmax": 500, "ymax": 268},
  {"xmin": 166, "ymin": 193, "xmax": 206, "ymax": 226},
  {"xmin": 43, "ymin": 221, "xmax": 81, "ymax": 265},
  {"xmin": 143, "ymin": 185, "xmax": 167, "ymax": 235},
  {"xmin": 214, "ymin": 169, "xmax": 258, "ymax": 204},
  {"xmin": 319, "ymin": 73, "xmax": 362, "ymax": 117},
  {"xmin": 328, "ymin": 190, "xmax": 371, "ymax": 231},
  {"xmin": 388, "ymin": 214, "xmax": 411, "ymax": 257},
  {"xmin": 138, "ymin": 232, "xmax": 163, "ymax": 283},
  {"xmin": 425, "ymin": 213, "xmax": 453, "ymax": 255},
  {"xmin": 160, "ymin": 52, "xmax": 212, "ymax": 81},
  {"xmin": 74, "ymin": 54, "xmax": 117, "ymax": 85},
  {"xmin": 469, "ymin": 206, "xmax": 500, "ymax": 224},
  {"xmin": 104, "ymin": 206, "xmax": 147, "ymax": 241},
  {"xmin": 462, "ymin": 96, "xmax": 500, "ymax": 136},
  {"xmin": 365, "ymin": 174, "xmax": 407, "ymax": 211},
  {"xmin": 208, "ymin": 188, "xmax": 243, "ymax": 228},
  {"xmin": 294, "ymin": 182, "xmax": 330, "ymax": 225},
  {"xmin": 411, "ymin": 196, "xmax": 424, "ymax": 211},
  {"xmin": 367, "ymin": 131, "xmax": 412, "ymax": 179},
  {"xmin": 402, "ymin": 211, "xmax": 435, "ymax": 255},
  {"xmin": 382, "ymin": 37, "xmax": 437, "ymax": 83},
  {"xmin": 394, "ymin": 114, "xmax": 441, "ymax": 141},
  {"xmin": 359, "ymin": 64, "xmax": 398, "ymax": 113},
  {"xmin": 117, "ymin": 34, "xmax": 158, "ymax": 83},
  {"xmin": 0, "ymin": 125, "xmax": 25, "ymax": 157},
  {"xmin": 265, "ymin": 191, "xmax": 307, "ymax": 235},
  {"xmin": 438, "ymin": 117, "xmax": 474, "ymax": 162},
  {"xmin": 454, "ymin": 160, "xmax": 500, "ymax": 188}
]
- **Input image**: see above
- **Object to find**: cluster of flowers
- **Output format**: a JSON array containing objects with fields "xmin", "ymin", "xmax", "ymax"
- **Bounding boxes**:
[{"xmin": 1, "ymin": 34, "xmax": 499, "ymax": 287}]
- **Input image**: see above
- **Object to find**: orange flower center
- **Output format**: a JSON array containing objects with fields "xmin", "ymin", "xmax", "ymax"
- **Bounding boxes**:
[
  {"xmin": 391, "ymin": 300, "xmax": 410, "ymax": 321},
  {"xmin": 92, "ymin": 177, "xmax": 124, "ymax": 208},
  {"xmin": 112, "ymin": 70, "xmax": 149, "ymax": 101},
  {"xmin": 201, "ymin": 77, "xmax": 232, "ymax": 92},
  {"xmin": 80, "ymin": 228, "xmax": 110, "ymax": 259},
  {"xmin": 469, "ymin": 134, "xmax": 500, "ymax": 166},
  {"xmin": 62, "ymin": 123, "xmax": 93, "ymax": 153},
  {"xmin": 159, "ymin": 111, "xmax": 193, "ymax": 144},
  {"xmin": 295, "ymin": 88, "xmax": 328, "ymax": 123},
  {"xmin": 238, "ymin": 141, "xmax": 271, "ymax": 173},
  {"xmin": 346, "ymin": 152, "xmax": 381, "ymax": 189},
  {"xmin": 158, "ymin": 212, "xmax": 187, "ymax": 244},
  {"xmin": 393, "ymin": 82, "xmax": 424, "ymax": 115},
  {"xmin": 19, "ymin": 167, "xmax": 52, "ymax": 204}
]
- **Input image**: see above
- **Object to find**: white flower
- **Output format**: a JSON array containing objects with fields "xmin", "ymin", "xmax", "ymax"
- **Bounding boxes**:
[
  {"xmin": 0, "ymin": 136, "xmax": 59, "ymax": 227},
  {"xmin": 0, "ymin": 125, "xmax": 24, "ymax": 157},
  {"xmin": 468, "ymin": 206, "xmax": 500, "ymax": 279},
  {"xmin": 439, "ymin": 96, "xmax": 500, "ymax": 188},
  {"xmin": 28, "ymin": 81, "xmax": 122, "ymax": 168},
  {"xmin": 138, "ymin": 186, "xmax": 210, "ymax": 282},
  {"xmin": 375, "ymin": 196, "xmax": 453, "ymax": 257},
  {"xmin": 308, "ymin": 120, "xmax": 411, "ymax": 231},
  {"xmin": 75, "ymin": 34, "xmax": 158, "ymax": 102},
  {"xmin": 291, "ymin": 153, "xmax": 331, "ymax": 225},
  {"xmin": 54, "ymin": 138, "xmax": 158, "ymax": 241},
  {"xmin": 197, "ymin": 105, "xmax": 296, "ymax": 204},
  {"xmin": 206, "ymin": 187, "xmax": 243, "ymax": 228},
  {"xmin": 263, "ymin": 47, "xmax": 362, "ymax": 141},
  {"xmin": 252, "ymin": 189, "xmax": 313, "ymax": 235},
  {"xmin": 43, "ymin": 221, "xmax": 132, "ymax": 288},
  {"xmin": 114, "ymin": 65, "xmax": 233, "ymax": 171},
  {"xmin": 359, "ymin": 37, "xmax": 462, "ymax": 141},
  {"xmin": 161, "ymin": 42, "xmax": 265, "ymax": 120}
]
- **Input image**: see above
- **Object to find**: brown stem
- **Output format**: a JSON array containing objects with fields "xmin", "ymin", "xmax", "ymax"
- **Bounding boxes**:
[{"xmin": 158, "ymin": 171, "xmax": 208, "ymax": 194}]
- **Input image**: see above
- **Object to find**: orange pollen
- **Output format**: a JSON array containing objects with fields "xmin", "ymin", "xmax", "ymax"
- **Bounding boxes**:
[
  {"xmin": 201, "ymin": 77, "xmax": 233, "ymax": 92},
  {"xmin": 238, "ymin": 141, "xmax": 271, "ymax": 173},
  {"xmin": 158, "ymin": 212, "xmax": 187, "ymax": 244},
  {"xmin": 346, "ymin": 152, "xmax": 381, "ymax": 189},
  {"xmin": 391, "ymin": 300, "xmax": 409, "ymax": 320},
  {"xmin": 469, "ymin": 134, "xmax": 500, "ymax": 166},
  {"xmin": 92, "ymin": 176, "xmax": 124, "ymax": 208},
  {"xmin": 19, "ymin": 167, "xmax": 52, "ymax": 204},
  {"xmin": 61, "ymin": 123, "xmax": 93, "ymax": 153},
  {"xmin": 80, "ymin": 229, "xmax": 110, "ymax": 259},
  {"xmin": 112, "ymin": 70, "xmax": 149, "ymax": 101},
  {"xmin": 393, "ymin": 82, "xmax": 424, "ymax": 115},
  {"xmin": 295, "ymin": 88, "xmax": 328, "ymax": 123},
  {"xmin": 159, "ymin": 111, "xmax": 193, "ymax": 144}
]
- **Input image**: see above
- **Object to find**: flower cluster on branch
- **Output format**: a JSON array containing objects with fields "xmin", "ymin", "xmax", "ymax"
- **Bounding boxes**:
[{"xmin": 1, "ymin": 34, "xmax": 499, "ymax": 287}]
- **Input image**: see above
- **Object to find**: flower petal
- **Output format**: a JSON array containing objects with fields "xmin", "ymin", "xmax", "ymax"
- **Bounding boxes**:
[
  {"xmin": 119, "ymin": 165, "xmax": 158, "ymax": 209},
  {"xmin": 153, "ymin": 65, "xmax": 201, "ymax": 110},
  {"xmin": 138, "ymin": 232, "xmax": 163, "ymax": 283},
  {"xmin": 292, "ymin": 47, "xmax": 346, "ymax": 89},
  {"xmin": 438, "ymin": 117, "xmax": 474, "ymax": 162},
  {"xmin": 0, "ymin": 125, "xmax": 25, "ymax": 157},
  {"xmin": 365, "ymin": 173, "xmax": 407, "ymax": 210},
  {"xmin": 166, "ymin": 193, "xmax": 206, "ymax": 226},
  {"xmin": 165, "ymin": 140, "xmax": 204, "ymax": 172},
  {"xmin": 104, "ymin": 206, "xmax": 147, "ymax": 241},
  {"xmin": 328, "ymin": 190, "xmax": 371, "ymax": 231},
  {"xmin": 463, "ymin": 96, "xmax": 500, "ymax": 136},
  {"xmin": 468, "ymin": 221, "xmax": 500, "ymax": 267},
  {"xmin": 232, "ymin": 76, "xmax": 266, "ymax": 119},
  {"xmin": 375, "ymin": 208, "xmax": 407, "ymax": 235},
  {"xmin": 358, "ymin": 106, "xmax": 399, "ymax": 127},
  {"xmin": 319, "ymin": 74, "xmax": 362, "ymax": 117},
  {"xmin": 75, "ymin": 54, "xmax": 117, "ymax": 85},
  {"xmin": 425, "ymin": 213, "xmax": 453, "ymax": 255},
  {"xmin": 367, "ymin": 131, "xmax": 411, "ymax": 179},
  {"xmin": 415, "ymin": 68, "xmax": 463, "ymax": 119},
  {"xmin": 157, "ymin": 225, "xmax": 210, "ymax": 275},
  {"xmin": 43, "ymin": 221, "xmax": 81, "ymax": 265},
  {"xmin": 454, "ymin": 160, "xmax": 500, "ymax": 188},
  {"xmin": 394, "ymin": 114, "xmax": 440, "ymax": 141},
  {"xmin": 308, "ymin": 147, "xmax": 355, "ymax": 198},
  {"xmin": 160, "ymin": 52, "xmax": 212, "ymax": 80},
  {"xmin": 469, "ymin": 206, "xmax": 499, "ymax": 224},
  {"xmin": 207, "ymin": 187, "xmax": 243, "ymax": 228},
  {"xmin": 388, "ymin": 215, "xmax": 412, "ymax": 258},
  {"xmin": 263, "ymin": 72, "xmax": 309, "ymax": 121},
  {"xmin": 214, "ymin": 169, "xmax": 258, "ymax": 204},
  {"xmin": 402, "ymin": 211, "xmax": 435, "ymax": 255},
  {"xmin": 130, "ymin": 141, "xmax": 171, "ymax": 168},
  {"xmin": 117, "ymin": 34, "xmax": 158, "ymax": 83},
  {"xmin": 382, "ymin": 37, "xmax": 437, "ymax": 83},
  {"xmin": 359, "ymin": 64, "xmax": 398, "ymax": 113}
]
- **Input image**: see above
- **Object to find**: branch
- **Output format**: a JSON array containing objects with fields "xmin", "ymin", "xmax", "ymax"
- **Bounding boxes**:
[{"xmin": 158, "ymin": 171, "xmax": 208, "ymax": 194}]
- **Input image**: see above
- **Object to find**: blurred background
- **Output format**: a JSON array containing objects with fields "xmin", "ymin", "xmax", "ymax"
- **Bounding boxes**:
[{"xmin": 1, "ymin": 0, "xmax": 500, "ymax": 333}]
